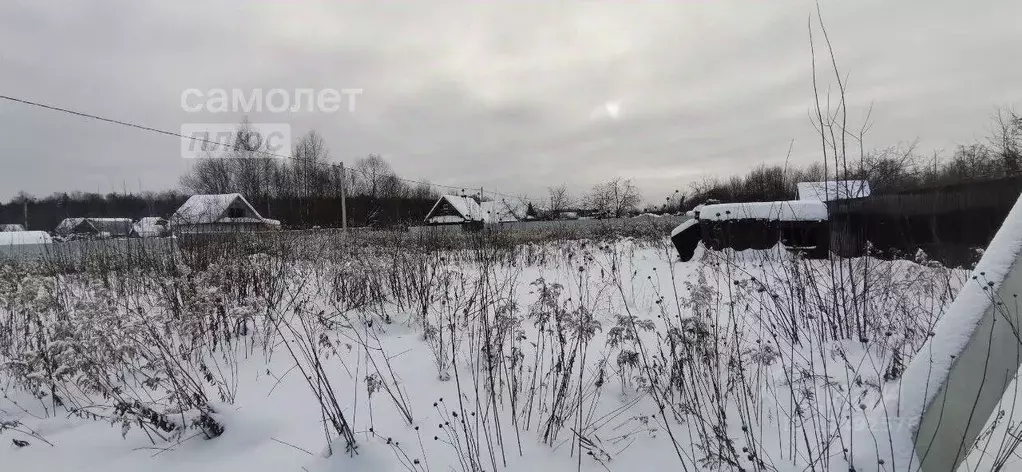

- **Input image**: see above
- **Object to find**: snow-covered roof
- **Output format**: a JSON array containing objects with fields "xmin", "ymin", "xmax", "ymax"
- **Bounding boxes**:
[
  {"xmin": 445, "ymin": 195, "xmax": 483, "ymax": 221},
  {"xmin": 697, "ymin": 200, "xmax": 828, "ymax": 222},
  {"xmin": 479, "ymin": 199, "xmax": 523, "ymax": 223},
  {"xmin": 796, "ymin": 180, "xmax": 870, "ymax": 201},
  {"xmin": 135, "ymin": 216, "xmax": 165, "ymax": 226},
  {"xmin": 54, "ymin": 217, "xmax": 132, "ymax": 236},
  {"xmin": 0, "ymin": 231, "xmax": 52, "ymax": 246},
  {"xmin": 170, "ymin": 193, "xmax": 270, "ymax": 226},
  {"xmin": 87, "ymin": 218, "xmax": 133, "ymax": 236},
  {"xmin": 55, "ymin": 218, "xmax": 93, "ymax": 235},
  {"xmin": 685, "ymin": 204, "xmax": 705, "ymax": 218},
  {"xmin": 670, "ymin": 218, "xmax": 698, "ymax": 237},
  {"xmin": 425, "ymin": 195, "xmax": 524, "ymax": 224},
  {"xmin": 0, "ymin": 224, "xmax": 25, "ymax": 232},
  {"xmin": 132, "ymin": 217, "xmax": 168, "ymax": 237}
]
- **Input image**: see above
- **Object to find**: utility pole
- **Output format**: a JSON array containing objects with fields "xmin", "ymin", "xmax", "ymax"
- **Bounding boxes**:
[
  {"xmin": 23, "ymin": 200, "xmax": 28, "ymax": 230},
  {"xmin": 340, "ymin": 162, "xmax": 348, "ymax": 234}
]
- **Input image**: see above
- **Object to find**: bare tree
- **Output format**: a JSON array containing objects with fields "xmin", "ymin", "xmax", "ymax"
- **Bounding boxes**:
[
  {"xmin": 990, "ymin": 107, "xmax": 1022, "ymax": 176},
  {"xmin": 585, "ymin": 178, "xmax": 642, "ymax": 218},
  {"xmin": 224, "ymin": 118, "xmax": 276, "ymax": 201},
  {"xmin": 409, "ymin": 181, "xmax": 437, "ymax": 201},
  {"xmin": 856, "ymin": 142, "xmax": 920, "ymax": 192},
  {"xmin": 180, "ymin": 156, "xmax": 233, "ymax": 194},
  {"xmin": 547, "ymin": 184, "xmax": 573, "ymax": 214},
  {"xmin": 291, "ymin": 130, "xmax": 330, "ymax": 199},
  {"xmin": 353, "ymin": 154, "xmax": 403, "ymax": 199}
]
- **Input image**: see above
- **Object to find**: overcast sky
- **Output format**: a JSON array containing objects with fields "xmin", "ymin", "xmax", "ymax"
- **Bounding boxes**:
[{"xmin": 2, "ymin": 0, "xmax": 1021, "ymax": 203}]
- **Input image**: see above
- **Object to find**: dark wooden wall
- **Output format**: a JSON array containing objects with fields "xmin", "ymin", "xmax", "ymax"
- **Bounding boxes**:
[{"xmin": 828, "ymin": 176, "xmax": 1022, "ymax": 267}]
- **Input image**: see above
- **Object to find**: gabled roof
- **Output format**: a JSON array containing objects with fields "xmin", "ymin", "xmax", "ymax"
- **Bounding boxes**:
[
  {"xmin": 170, "ymin": 193, "xmax": 267, "ymax": 225},
  {"xmin": 796, "ymin": 180, "xmax": 871, "ymax": 202},
  {"xmin": 425, "ymin": 195, "xmax": 524, "ymax": 224},
  {"xmin": 424, "ymin": 195, "xmax": 483, "ymax": 224},
  {"xmin": 479, "ymin": 199, "xmax": 524, "ymax": 223},
  {"xmin": 88, "ymin": 218, "xmax": 132, "ymax": 236},
  {"xmin": 54, "ymin": 218, "xmax": 132, "ymax": 236},
  {"xmin": 55, "ymin": 218, "xmax": 97, "ymax": 235}
]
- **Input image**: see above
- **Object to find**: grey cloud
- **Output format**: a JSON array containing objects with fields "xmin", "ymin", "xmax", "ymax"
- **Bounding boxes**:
[{"xmin": 1, "ymin": 0, "xmax": 1021, "ymax": 204}]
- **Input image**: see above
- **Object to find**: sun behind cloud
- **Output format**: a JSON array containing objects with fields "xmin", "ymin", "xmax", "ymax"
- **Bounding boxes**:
[{"xmin": 590, "ymin": 100, "xmax": 622, "ymax": 120}]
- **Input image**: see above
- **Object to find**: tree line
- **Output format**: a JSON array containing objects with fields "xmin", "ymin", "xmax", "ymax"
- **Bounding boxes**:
[
  {"xmin": 0, "ymin": 120, "xmax": 442, "ymax": 230},
  {"xmin": 0, "ymin": 190, "xmax": 190, "ymax": 233},
  {"xmin": 684, "ymin": 108, "xmax": 1022, "ymax": 207},
  {"xmin": 177, "ymin": 121, "xmax": 441, "ymax": 228},
  {"xmin": 6, "ymin": 108, "xmax": 1020, "ymax": 230}
]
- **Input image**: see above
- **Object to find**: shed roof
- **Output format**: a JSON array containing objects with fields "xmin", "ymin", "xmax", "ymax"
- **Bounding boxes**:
[{"xmin": 698, "ymin": 200, "xmax": 828, "ymax": 222}]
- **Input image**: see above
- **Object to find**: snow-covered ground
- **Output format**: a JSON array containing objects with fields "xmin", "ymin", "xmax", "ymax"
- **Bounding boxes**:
[{"xmin": 0, "ymin": 234, "xmax": 1017, "ymax": 471}]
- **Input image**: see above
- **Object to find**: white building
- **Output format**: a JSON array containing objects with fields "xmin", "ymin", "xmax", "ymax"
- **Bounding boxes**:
[
  {"xmin": 169, "ymin": 193, "xmax": 281, "ymax": 234},
  {"xmin": 0, "ymin": 231, "xmax": 52, "ymax": 246}
]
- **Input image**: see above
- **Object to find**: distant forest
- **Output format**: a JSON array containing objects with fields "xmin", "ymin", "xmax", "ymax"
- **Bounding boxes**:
[
  {"xmin": 0, "ymin": 192, "xmax": 439, "ymax": 232},
  {"xmin": 0, "ymin": 126, "xmax": 443, "ymax": 231},
  {"xmin": 685, "ymin": 108, "xmax": 1022, "ymax": 206}
]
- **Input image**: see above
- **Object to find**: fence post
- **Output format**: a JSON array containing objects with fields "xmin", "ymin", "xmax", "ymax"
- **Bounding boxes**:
[{"xmin": 876, "ymin": 193, "xmax": 1022, "ymax": 470}]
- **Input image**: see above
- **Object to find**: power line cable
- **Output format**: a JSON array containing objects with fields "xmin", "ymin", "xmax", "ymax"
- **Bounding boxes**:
[{"xmin": 0, "ymin": 93, "xmax": 526, "ymax": 202}]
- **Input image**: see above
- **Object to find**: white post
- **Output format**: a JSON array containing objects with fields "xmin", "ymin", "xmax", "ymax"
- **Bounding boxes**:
[{"xmin": 861, "ymin": 193, "xmax": 1022, "ymax": 471}]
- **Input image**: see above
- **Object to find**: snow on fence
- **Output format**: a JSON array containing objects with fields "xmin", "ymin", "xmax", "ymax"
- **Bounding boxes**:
[
  {"xmin": 409, "ymin": 214, "xmax": 688, "ymax": 235},
  {"xmin": 693, "ymin": 201, "xmax": 830, "ymax": 259},
  {"xmin": 848, "ymin": 192, "xmax": 1022, "ymax": 471}
]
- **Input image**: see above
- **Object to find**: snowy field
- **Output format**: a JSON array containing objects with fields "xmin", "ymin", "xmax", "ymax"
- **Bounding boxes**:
[{"xmin": 0, "ymin": 230, "xmax": 1018, "ymax": 471}]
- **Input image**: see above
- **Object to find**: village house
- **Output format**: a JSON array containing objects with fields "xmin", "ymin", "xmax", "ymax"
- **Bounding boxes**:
[
  {"xmin": 423, "ymin": 194, "xmax": 525, "ymax": 227},
  {"xmin": 169, "ymin": 193, "xmax": 280, "ymax": 234},
  {"xmin": 54, "ymin": 217, "xmax": 132, "ymax": 240}
]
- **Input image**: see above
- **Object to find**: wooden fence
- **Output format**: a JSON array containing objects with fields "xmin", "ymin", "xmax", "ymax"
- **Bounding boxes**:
[
  {"xmin": 828, "ymin": 176, "xmax": 1022, "ymax": 267},
  {"xmin": 408, "ymin": 215, "xmax": 688, "ymax": 236}
]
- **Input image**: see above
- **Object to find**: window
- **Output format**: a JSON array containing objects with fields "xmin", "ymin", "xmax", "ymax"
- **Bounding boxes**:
[{"xmin": 227, "ymin": 207, "xmax": 244, "ymax": 218}]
